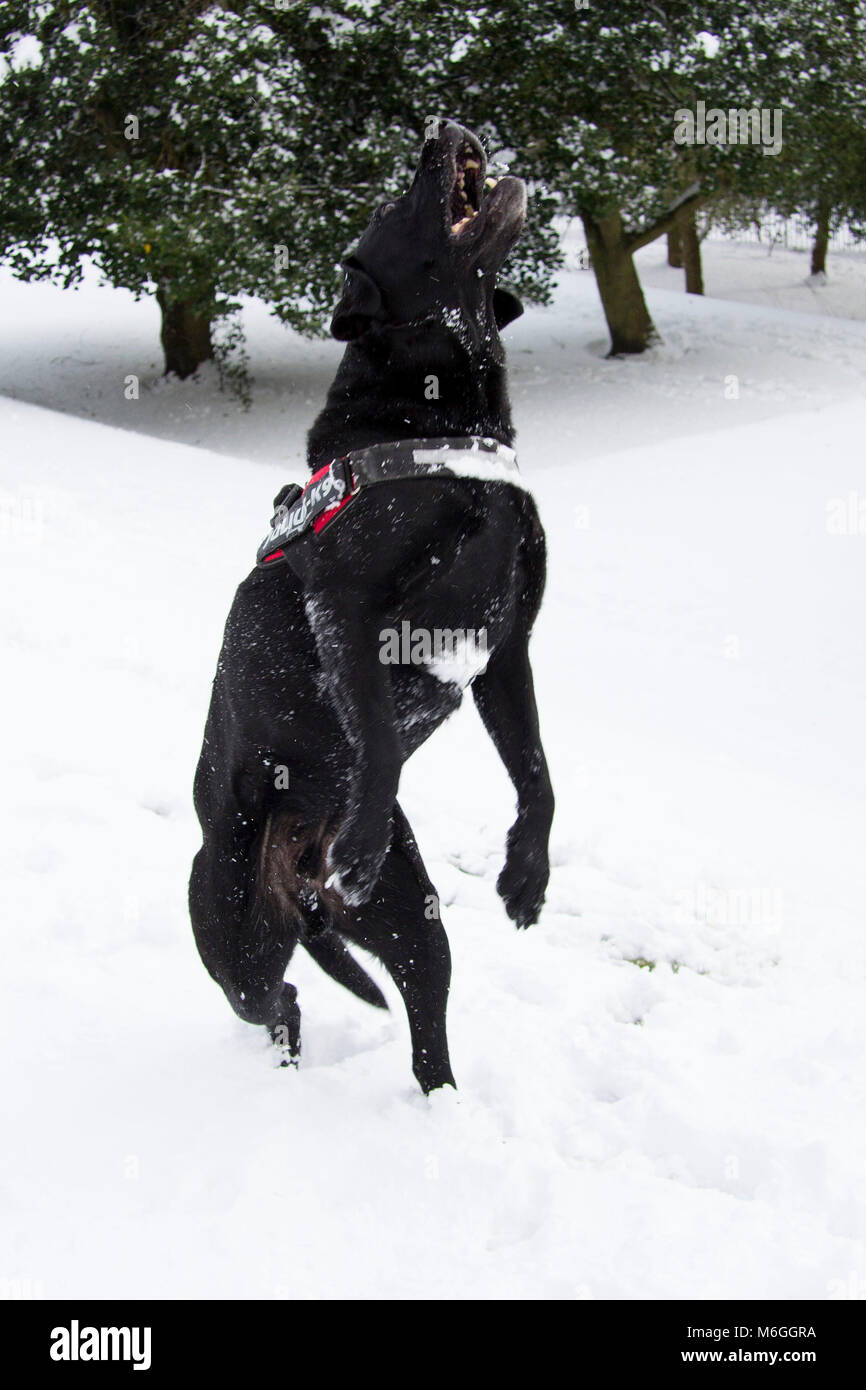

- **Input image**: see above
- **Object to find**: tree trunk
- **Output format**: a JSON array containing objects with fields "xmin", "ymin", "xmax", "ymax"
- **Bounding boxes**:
[
  {"xmin": 156, "ymin": 283, "xmax": 214, "ymax": 378},
  {"xmin": 811, "ymin": 201, "xmax": 831, "ymax": 277},
  {"xmin": 682, "ymin": 212, "xmax": 704, "ymax": 295},
  {"xmin": 667, "ymin": 225, "xmax": 683, "ymax": 268},
  {"xmin": 582, "ymin": 211, "xmax": 658, "ymax": 355}
]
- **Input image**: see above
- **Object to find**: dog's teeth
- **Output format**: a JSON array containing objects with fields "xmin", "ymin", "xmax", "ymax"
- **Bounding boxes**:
[
  {"xmin": 451, "ymin": 213, "xmax": 477, "ymax": 234},
  {"xmin": 464, "ymin": 158, "xmax": 480, "ymax": 170}
]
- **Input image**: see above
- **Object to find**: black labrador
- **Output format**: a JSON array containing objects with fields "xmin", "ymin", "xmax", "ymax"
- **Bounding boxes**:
[{"xmin": 189, "ymin": 120, "xmax": 553, "ymax": 1093}]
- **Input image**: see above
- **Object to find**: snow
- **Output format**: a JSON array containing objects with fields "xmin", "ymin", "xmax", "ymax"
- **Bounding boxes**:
[
  {"xmin": 1, "ymin": 239, "xmax": 865, "ymax": 1300},
  {"xmin": 424, "ymin": 628, "xmax": 490, "ymax": 689},
  {"xmin": 637, "ymin": 234, "xmax": 866, "ymax": 320},
  {"xmin": 412, "ymin": 439, "xmax": 530, "ymax": 491}
]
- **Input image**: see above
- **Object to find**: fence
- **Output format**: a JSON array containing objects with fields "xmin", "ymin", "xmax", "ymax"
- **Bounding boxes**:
[{"xmin": 708, "ymin": 213, "xmax": 863, "ymax": 254}]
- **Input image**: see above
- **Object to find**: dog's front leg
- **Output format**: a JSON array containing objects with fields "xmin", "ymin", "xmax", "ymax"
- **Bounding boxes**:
[
  {"xmin": 305, "ymin": 592, "xmax": 401, "ymax": 906},
  {"xmin": 472, "ymin": 630, "xmax": 554, "ymax": 928}
]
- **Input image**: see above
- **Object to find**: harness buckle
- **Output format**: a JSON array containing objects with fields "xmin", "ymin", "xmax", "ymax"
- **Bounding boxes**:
[{"xmin": 331, "ymin": 455, "xmax": 357, "ymax": 498}]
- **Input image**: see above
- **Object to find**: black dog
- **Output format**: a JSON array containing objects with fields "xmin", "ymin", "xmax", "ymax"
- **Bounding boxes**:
[{"xmin": 190, "ymin": 121, "xmax": 553, "ymax": 1093}]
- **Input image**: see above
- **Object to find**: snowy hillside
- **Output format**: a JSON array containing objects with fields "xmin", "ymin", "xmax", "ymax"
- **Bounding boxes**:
[{"xmin": 1, "ymin": 245, "xmax": 866, "ymax": 1299}]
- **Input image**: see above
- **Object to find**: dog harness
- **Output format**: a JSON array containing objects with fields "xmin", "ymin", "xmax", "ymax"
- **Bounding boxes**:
[{"xmin": 256, "ymin": 435, "xmax": 527, "ymax": 569}]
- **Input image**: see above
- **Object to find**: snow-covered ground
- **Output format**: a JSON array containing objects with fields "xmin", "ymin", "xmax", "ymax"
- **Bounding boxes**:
[{"xmin": 1, "ymin": 241, "xmax": 865, "ymax": 1300}]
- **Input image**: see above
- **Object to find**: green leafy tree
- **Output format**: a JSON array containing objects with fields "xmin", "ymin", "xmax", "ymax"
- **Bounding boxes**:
[
  {"xmin": 759, "ymin": 0, "xmax": 866, "ymax": 277},
  {"xmin": 0, "ymin": 2, "xmax": 423, "ymax": 376},
  {"xmin": 445, "ymin": 0, "xmax": 805, "ymax": 353},
  {"xmin": 0, "ymin": 0, "xmax": 562, "ymax": 380},
  {"xmin": 0, "ymin": 1, "xmax": 271, "ymax": 375},
  {"xmin": 5, "ymin": 0, "xmax": 858, "ymax": 377}
]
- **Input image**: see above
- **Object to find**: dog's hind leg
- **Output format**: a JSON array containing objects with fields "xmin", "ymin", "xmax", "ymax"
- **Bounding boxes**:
[
  {"xmin": 189, "ymin": 824, "xmax": 302, "ymax": 1060},
  {"xmin": 269, "ymin": 981, "xmax": 302, "ymax": 1066},
  {"xmin": 335, "ymin": 803, "xmax": 456, "ymax": 1095}
]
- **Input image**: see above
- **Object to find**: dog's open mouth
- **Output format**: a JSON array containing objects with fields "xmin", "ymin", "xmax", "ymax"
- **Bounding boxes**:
[
  {"xmin": 449, "ymin": 138, "xmax": 487, "ymax": 236},
  {"xmin": 414, "ymin": 121, "xmax": 525, "ymax": 255}
]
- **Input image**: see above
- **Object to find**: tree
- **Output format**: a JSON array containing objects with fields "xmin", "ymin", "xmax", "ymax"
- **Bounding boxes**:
[
  {"xmin": 440, "ymin": 1, "xmax": 821, "ymax": 353},
  {"xmin": 0, "ymin": 2, "xmax": 266, "ymax": 376},
  {"xmin": 758, "ymin": 0, "xmax": 866, "ymax": 279},
  {"xmin": 0, "ymin": 1, "xmax": 563, "ymax": 380},
  {"xmin": 681, "ymin": 211, "xmax": 704, "ymax": 294},
  {"xmin": 5, "ymin": 0, "xmax": 859, "ymax": 376},
  {"xmin": 0, "ymin": 2, "xmax": 425, "ymax": 377}
]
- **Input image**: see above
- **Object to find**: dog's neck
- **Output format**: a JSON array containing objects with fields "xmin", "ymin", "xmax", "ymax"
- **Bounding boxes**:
[{"xmin": 306, "ymin": 323, "xmax": 515, "ymax": 474}]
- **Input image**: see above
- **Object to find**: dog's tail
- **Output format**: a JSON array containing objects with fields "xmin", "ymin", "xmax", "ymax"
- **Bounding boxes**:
[
  {"xmin": 300, "ymin": 926, "xmax": 388, "ymax": 1009},
  {"xmin": 256, "ymin": 810, "xmax": 388, "ymax": 1010}
]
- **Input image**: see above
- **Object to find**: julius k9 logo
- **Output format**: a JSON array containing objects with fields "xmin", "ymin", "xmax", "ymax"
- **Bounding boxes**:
[
  {"xmin": 269, "ymin": 466, "xmax": 346, "ymax": 544},
  {"xmin": 49, "ymin": 1320, "xmax": 152, "ymax": 1371}
]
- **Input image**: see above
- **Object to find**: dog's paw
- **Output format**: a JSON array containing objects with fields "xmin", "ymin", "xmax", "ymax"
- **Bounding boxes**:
[
  {"xmin": 326, "ymin": 826, "xmax": 388, "ymax": 907},
  {"xmin": 269, "ymin": 986, "xmax": 301, "ymax": 1065},
  {"xmin": 497, "ymin": 833, "xmax": 549, "ymax": 930}
]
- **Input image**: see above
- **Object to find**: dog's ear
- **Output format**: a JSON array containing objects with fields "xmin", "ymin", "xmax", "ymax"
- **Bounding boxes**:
[
  {"xmin": 493, "ymin": 287, "xmax": 524, "ymax": 330},
  {"xmin": 331, "ymin": 265, "xmax": 383, "ymax": 341}
]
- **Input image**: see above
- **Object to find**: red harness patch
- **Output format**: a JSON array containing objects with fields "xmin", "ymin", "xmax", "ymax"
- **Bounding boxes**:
[
  {"xmin": 308, "ymin": 463, "xmax": 355, "ymax": 534},
  {"xmin": 258, "ymin": 458, "xmax": 356, "ymax": 565}
]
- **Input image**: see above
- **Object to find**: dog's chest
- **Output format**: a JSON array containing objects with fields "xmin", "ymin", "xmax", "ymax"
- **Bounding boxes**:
[{"xmin": 383, "ymin": 537, "xmax": 517, "ymax": 712}]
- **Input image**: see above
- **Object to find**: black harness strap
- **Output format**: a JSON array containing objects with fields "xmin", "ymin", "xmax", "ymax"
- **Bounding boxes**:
[{"xmin": 256, "ymin": 435, "xmax": 523, "ymax": 569}]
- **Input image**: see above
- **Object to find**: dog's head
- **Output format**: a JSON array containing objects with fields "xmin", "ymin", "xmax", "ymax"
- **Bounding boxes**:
[{"xmin": 331, "ymin": 120, "xmax": 526, "ymax": 348}]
